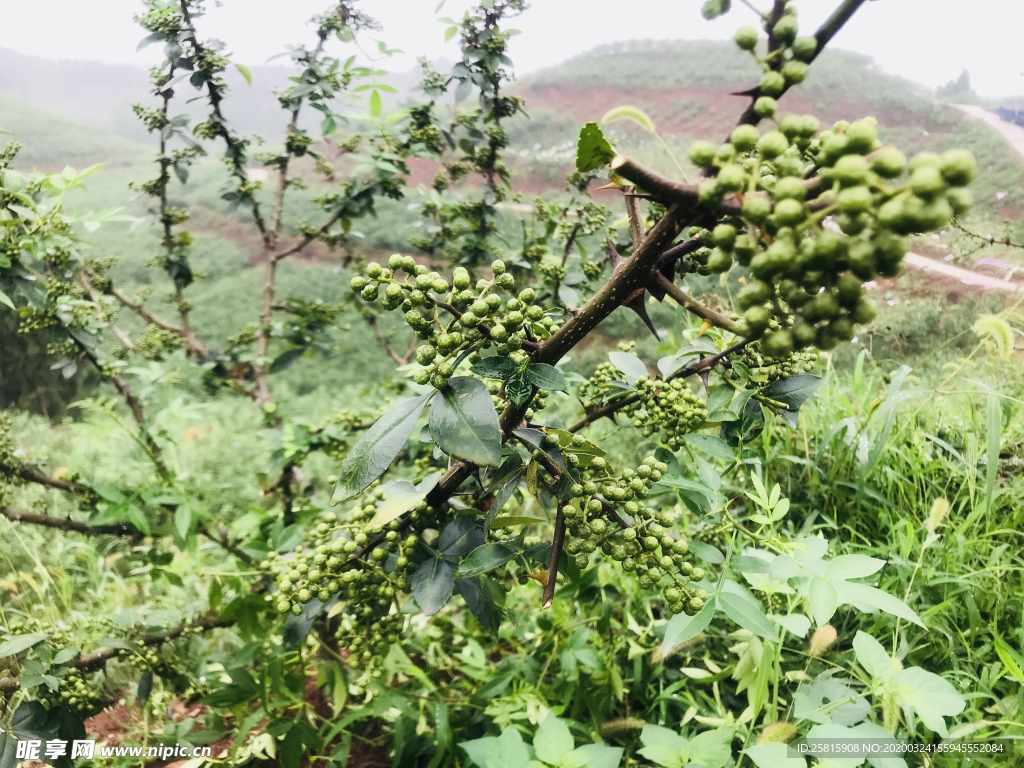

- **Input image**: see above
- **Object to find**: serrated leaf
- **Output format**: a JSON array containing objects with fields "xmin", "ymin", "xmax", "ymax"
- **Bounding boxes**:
[
  {"xmin": 523, "ymin": 363, "xmax": 566, "ymax": 392},
  {"xmin": 412, "ymin": 557, "xmax": 455, "ymax": 616},
  {"xmin": 333, "ymin": 393, "xmax": 431, "ymax": 503},
  {"xmin": 513, "ymin": 428, "xmax": 578, "ymax": 481},
  {"xmin": 759, "ymin": 375, "xmax": 824, "ymax": 429},
  {"xmin": 471, "ymin": 357, "xmax": 520, "ymax": 380},
  {"xmin": 430, "ymin": 377, "xmax": 501, "ymax": 466},
  {"xmin": 439, "ymin": 517, "xmax": 485, "ymax": 556},
  {"xmin": 455, "ymin": 577, "xmax": 501, "ymax": 632},
  {"xmin": 506, "ymin": 369, "xmax": 533, "ymax": 407},
  {"xmin": 575, "ymin": 122, "xmax": 616, "ymax": 173},
  {"xmin": 456, "ymin": 542, "xmax": 515, "ymax": 577},
  {"xmin": 484, "ymin": 454, "xmax": 525, "ymax": 529}
]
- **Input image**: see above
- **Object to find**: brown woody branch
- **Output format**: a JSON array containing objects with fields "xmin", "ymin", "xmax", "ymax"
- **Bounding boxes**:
[
  {"xmin": 0, "ymin": 613, "xmax": 236, "ymax": 695},
  {"xmin": 9, "ymin": 463, "xmax": 79, "ymax": 494},
  {"xmin": 651, "ymin": 272, "xmax": 743, "ymax": 335},
  {"xmin": 1, "ymin": 506, "xmax": 139, "ymax": 539},
  {"xmin": 99, "ymin": 278, "xmax": 208, "ymax": 359},
  {"xmin": 542, "ymin": 505, "xmax": 566, "ymax": 608}
]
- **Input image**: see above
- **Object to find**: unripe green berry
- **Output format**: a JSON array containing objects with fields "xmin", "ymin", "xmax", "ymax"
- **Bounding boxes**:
[{"xmin": 735, "ymin": 26, "xmax": 759, "ymax": 50}]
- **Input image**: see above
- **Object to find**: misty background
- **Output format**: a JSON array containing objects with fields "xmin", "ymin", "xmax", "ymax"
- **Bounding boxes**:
[{"xmin": 1, "ymin": 0, "xmax": 1022, "ymax": 149}]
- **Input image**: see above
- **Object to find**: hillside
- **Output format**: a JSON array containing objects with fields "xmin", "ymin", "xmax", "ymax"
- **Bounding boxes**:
[{"xmin": 0, "ymin": 94, "xmax": 150, "ymax": 169}]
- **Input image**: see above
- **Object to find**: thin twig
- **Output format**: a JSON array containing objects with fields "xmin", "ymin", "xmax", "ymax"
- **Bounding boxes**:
[
  {"xmin": 651, "ymin": 272, "xmax": 743, "ymax": 335},
  {"xmin": 542, "ymin": 505, "xmax": 566, "ymax": 608}
]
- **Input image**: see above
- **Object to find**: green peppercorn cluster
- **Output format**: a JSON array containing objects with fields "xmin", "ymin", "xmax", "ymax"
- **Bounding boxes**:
[
  {"xmin": 687, "ymin": 111, "xmax": 975, "ymax": 357},
  {"xmin": 50, "ymin": 667, "xmax": 103, "ymax": 715},
  {"xmin": 732, "ymin": 3, "xmax": 817, "ymax": 109},
  {"xmin": 628, "ymin": 377, "xmax": 708, "ymax": 448},
  {"xmin": 557, "ymin": 450, "xmax": 707, "ymax": 615},
  {"xmin": 350, "ymin": 255, "xmax": 560, "ymax": 389},
  {"xmin": 578, "ymin": 362, "xmax": 624, "ymax": 409},
  {"xmin": 268, "ymin": 483, "xmax": 439, "ymax": 673},
  {"xmin": 727, "ymin": 322, "xmax": 818, "ymax": 387}
]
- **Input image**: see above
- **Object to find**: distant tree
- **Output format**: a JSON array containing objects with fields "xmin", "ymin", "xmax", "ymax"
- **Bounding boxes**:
[{"xmin": 938, "ymin": 68, "xmax": 973, "ymax": 97}]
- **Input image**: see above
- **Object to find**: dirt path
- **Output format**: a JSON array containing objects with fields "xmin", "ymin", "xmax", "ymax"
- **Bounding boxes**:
[
  {"xmin": 951, "ymin": 103, "xmax": 1024, "ymax": 161},
  {"xmin": 903, "ymin": 252, "xmax": 1024, "ymax": 294}
]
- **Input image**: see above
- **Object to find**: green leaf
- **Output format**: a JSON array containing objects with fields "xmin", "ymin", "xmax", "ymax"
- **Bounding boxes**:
[
  {"xmin": 638, "ymin": 725, "xmax": 687, "ymax": 768},
  {"xmin": 137, "ymin": 671, "xmax": 154, "ymax": 705},
  {"xmin": 126, "ymin": 505, "xmax": 151, "ymax": 535},
  {"xmin": 367, "ymin": 480, "xmax": 425, "ymax": 530},
  {"xmin": 893, "ymin": 666, "xmax": 966, "ymax": 737},
  {"xmin": 234, "ymin": 63, "xmax": 253, "ymax": 86},
  {"xmin": 460, "ymin": 736, "xmax": 500, "ymax": 768},
  {"xmin": 834, "ymin": 581, "xmax": 925, "ymax": 628},
  {"xmin": 852, "ymin": 630, "xmax": 895, "ymax": 680},
  {"xmin": 719, "ymin": 590, "xmax": 780, "ymax": 642},
  {"xmin": 464, "ymin": 729, "xmax": 530, "ymax": 768},
  {"xmin": 662, "ymin": 597, "xmax": 716, "ymax": 654},
  {"xmin": 506, "ymin": 369, "xmax": 532, "ymax": 407},
  {"xmin": 411, "ymin": 557, "xmax": 455, "ymax": 616},
  {"xmin": 455, "ymin": 577, "xmax": 501, "ymax": 632},
  {"xmin": 0, "ymin": 290, "xmax": 15, "ymax": 311},
  {"xmin": 489, "ymin": 516, "xmax": 546, "ymax": 528},
  {"xmin": 523, "ymin": 363, "xmax": 566, "ymax": 392},
  {"xmin": 270, "ymin": 347, "xmax": 305, "ymax": 373},
  {"xmin": 513, "ymin": 428, "xmax": 578, "ymax": 481},
  {"xmin": 471, "ymin": 357, "xmax": 520, "ymax": 380},
  {"xmin": 992, "ymin": 629, "xmax": 1024, "ymax": 684},
  {"xmin": 445, "ymin": 25, "xmax": 458, "ymax": 42},
  {"xmin": 687, "ymin": 540, "xmax": 725, "ymax": 564},
  {"xmin": 174, "ymin": 505, "xmax": 192, "ymax": 539},
  {"xmin": 568, "ymin": 745, "xmax": 623, "ymax": 768},
  {"xmin": 534, "ymin": 713, "xmax": 574, "ymax": 765},
  {"xmin": 430, "ymin": 377, "xmax": 502, "ymax": 466},
  {"xmin": 760, "ymin": 374, "xmax": 824, "ymax": 428},
  {"xmin": 600, "ymin": 105, "xmax": 656, "ymax": 133},
  {"xmin": 808, "ymin": 577, "xmax": 838, "ymax": 627},
  {"xmin": 685, "ymin": 727, "xmax": 735, "ymax": 768},
  {"xmin": 0, "ymin": 633, "xmax": 46, "ymax": 658},
  {"xmin": 456, "ymin": 542, "xmax": 516, "ymax": 577},
  {"xmin": 824, "ymin": 555, "xmax": 886, "ymax": 580},
  {"xmin": 608, "ymin": 351, "xmax": 648, "ymax": 384},
  {"xmin": 333, "ymin": 393, "xmax": 431, "ymax": 503},
  {"xmin": 484, "ymin": 454, "xmax": 525, "ymax": 529},
  {"xmin": 439, "ymin": 517, "xmax": 485, "ymax": 556},
  {"xmin": 701, "ymin": 0, "xmax": 732, "ymax": 20},
  {"xmin": 369, "ymin": 89, "xmax": 382, "ymax": 117},
  {"xmin": 575, "ymin": 122, "xmax": 616, "ymax": 173},
  {"xmin": 744, "ymin": 743, "xmax": 806, "ymax": 768},
  {"xmin": 683, "ymin": 433, "xmax": 734, "ymax": 462}
]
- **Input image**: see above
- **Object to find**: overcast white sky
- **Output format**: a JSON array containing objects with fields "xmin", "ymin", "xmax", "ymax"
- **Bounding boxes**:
[{"xmin": 2, "ymin": 0, "xmax": 1023, "ymax": 96}]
